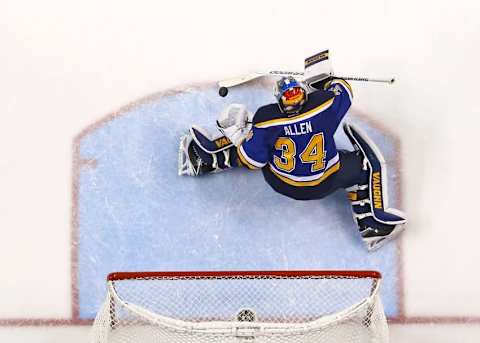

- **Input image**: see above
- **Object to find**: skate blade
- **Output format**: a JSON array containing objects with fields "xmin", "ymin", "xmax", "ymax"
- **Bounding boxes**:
[{"xmin": 364, "ymin": 224, "xmax": 406, "ymax": 252}]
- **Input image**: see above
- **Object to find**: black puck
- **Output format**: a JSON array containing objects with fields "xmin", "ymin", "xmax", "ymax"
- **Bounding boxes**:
[{"xmin": 219, "ymin": 87, "xmax": 228, "ymax": 97}]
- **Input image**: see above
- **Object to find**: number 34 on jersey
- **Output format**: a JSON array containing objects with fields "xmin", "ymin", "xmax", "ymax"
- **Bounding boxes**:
[{"xmin": 274, "ymin": 133, "xmax": 326, "ymax": 173}]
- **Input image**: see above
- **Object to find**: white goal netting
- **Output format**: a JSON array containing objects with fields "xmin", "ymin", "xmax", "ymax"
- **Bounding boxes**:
[{"xmin": 91, "ymin": 271, "xmax": 388, "ymax": 343}]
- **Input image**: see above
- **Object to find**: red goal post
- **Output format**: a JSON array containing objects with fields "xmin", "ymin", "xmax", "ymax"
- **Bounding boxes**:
[
  {"xmin": 107, "ymin": 270, "xmax": 382, "ymax": 281},
  {"xmin": 91, "ymin": 270, "xmax": 388, "ymax": 343}
]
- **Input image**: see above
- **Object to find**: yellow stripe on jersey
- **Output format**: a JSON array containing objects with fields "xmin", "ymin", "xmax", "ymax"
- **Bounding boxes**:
[
  {"xmin": 254, "ymin": 98, "xmax": 334, "ymax": 128},
  {"xmin": 269, "ymin": 161, "xmax": 341, "ymax": 187},
  {"xmin": 237, "ymin": 146, "xmax": 259, "ymax": 170}
]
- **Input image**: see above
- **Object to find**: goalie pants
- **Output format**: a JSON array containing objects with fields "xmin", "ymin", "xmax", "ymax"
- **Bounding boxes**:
[{"xmin": 262, "ymin": 150, "xmax": 365, "ymax": 201}]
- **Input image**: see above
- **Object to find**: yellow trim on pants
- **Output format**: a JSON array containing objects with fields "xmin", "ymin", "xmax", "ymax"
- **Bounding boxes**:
[
  {"xmin": 270, "ymin": 162, "xmax": 340, "ymax": 187},
  {"xmin": 237, "ymin": 146, "xmax": 259, "ymax": 170}
]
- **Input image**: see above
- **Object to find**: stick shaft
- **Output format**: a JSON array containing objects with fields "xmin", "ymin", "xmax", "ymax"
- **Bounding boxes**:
[
  {"xmin": 270, "ymin": 71, "xmax": 394, "ymax": 83},
  {"xmin": 338, "ymin": 76, "xmax": 395, "ymax": 84},
  {"xmin": 219, "ymin": 71, "xmax": 394, "ymax": 87}
]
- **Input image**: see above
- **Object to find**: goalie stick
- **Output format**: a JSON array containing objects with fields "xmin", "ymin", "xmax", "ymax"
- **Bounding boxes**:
[
  {"xmin": 219, "ymin": 71, "xmax": 394, "ymax": 87},
  {"xmin": 218, "ymin": 71, "xmax": 395, "ymax": 97}
]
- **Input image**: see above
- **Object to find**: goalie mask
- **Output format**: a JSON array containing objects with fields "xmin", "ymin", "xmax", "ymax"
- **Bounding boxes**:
[{"xmin": 274, "ymin": 76, "xmax": 307, "ymax": 114}]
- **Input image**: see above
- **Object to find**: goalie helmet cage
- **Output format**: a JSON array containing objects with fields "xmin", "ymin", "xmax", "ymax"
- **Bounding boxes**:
[{"xmin": 91, "ymin": 270, "xmax": 389, "ymax": 343}]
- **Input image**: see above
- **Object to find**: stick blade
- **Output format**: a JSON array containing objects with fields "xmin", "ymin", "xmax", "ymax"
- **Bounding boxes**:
[{"xmin": 218, "ymin": 72, "xmax": 264, "ymax": 88}]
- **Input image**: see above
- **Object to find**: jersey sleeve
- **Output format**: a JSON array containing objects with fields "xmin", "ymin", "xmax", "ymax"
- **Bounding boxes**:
[
  {"xmin": 325, "ymin": 78, "xmax": 353, "ymax": 128},
  {"xmin": 237, "ymin": 126, "xmax": 269, "ymax": 170}
]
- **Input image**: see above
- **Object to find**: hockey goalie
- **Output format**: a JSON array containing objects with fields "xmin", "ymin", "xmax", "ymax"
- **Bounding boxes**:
[{"xmin": 178, "ymin": 51, "xmax": 407, "ymax": 251}]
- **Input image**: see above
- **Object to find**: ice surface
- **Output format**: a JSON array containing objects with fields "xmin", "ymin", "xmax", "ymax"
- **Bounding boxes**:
[{"xmin": 77, "ymin": 83, "xmax": 401, "ymax": 319}]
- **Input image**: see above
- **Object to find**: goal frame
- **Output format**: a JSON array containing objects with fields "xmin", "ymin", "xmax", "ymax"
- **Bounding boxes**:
[
  {"xmin": 95, "ymin": 270, "xmax": 386, "ymax": 342},
  {"xmin": 105, "ymin": 270, "xmax": 382, "ymax": 327}
]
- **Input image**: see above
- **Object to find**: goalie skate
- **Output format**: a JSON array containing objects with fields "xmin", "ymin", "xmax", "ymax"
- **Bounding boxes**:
[
  {"xmin": 360, "ymin": 220, "xmax": 406, "ymax": 251},
  {"xmin": 178, "ymin": 127, "xmax": 237, "ymax": 176},
  {"xmin": 178, "ymin": 134, "xmax": 223, "ymax": 176}
]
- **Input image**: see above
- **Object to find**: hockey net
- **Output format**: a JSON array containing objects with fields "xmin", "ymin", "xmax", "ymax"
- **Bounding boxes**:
[{"xmin": 91, "ymin": 270, "xmax": 388, "ymax": 343}]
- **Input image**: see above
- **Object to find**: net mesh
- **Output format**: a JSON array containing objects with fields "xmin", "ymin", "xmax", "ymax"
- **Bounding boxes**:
[{"xmin": 91, "ymin": 272, "xmax": 388, "ymax": 343}]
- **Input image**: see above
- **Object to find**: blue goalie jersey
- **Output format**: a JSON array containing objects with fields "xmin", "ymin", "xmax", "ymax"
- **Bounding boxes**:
[{"xmin": 237, "ymin": 79, "xmax": 353, "ymax": 187}]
